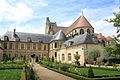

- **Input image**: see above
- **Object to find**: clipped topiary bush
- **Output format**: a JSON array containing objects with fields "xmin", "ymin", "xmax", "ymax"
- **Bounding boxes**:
[{"xmin": 88, "ymin": 66, "xmax": 94, "ymax": 78}]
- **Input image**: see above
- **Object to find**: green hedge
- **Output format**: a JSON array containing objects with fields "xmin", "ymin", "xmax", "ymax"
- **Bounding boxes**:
[
  {"xmin": 0, "ymin": 63, "xmax": 24, "ymax": 69},
  {"xmin": 46, "ymin": 67, "xmax": 120, "ymax": 80},
  {"xmin": 40, "ymin": 60, "xmax": 120, "ymax": 80}
]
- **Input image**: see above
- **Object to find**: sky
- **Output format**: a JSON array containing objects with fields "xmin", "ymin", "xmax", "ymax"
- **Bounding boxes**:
[{"xmin": 0, "ymin": 0, "xmax": 120, "ymax": 37}]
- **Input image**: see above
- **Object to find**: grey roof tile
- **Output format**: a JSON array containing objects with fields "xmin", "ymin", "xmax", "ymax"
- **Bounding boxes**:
[
  {"xmin": 64, "ymin": 32, "xmax": 98, "ymax": 47},
  {"xmin": 2, "ymin": 31, "xmax": 53, "ymax": 43},
  {"xmin": 52, "ymin": 30, "xmax": 67, "ymax": 41}
]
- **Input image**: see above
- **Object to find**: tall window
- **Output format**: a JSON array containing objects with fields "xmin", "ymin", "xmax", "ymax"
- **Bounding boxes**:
[
  {"xmin": 37, "ymin": 44, "xmax": 41, "ymax": 50},
  {"xmin": 21, "ymin": 43, "xmax": 24, "ymax": 49},
  {"xmin": 9, "ymin": 43, "xmax": 13, "ymax": 49},
  {"xmin": 33, "ymin": 43, "xmax": 36, "ymax": 50},
  {"xmin": 44, "ymin": 45, "xmax": 46, "ymax": 50},
  {"xmin": 55, "ymin": 52, "xmax": 57, "ymax": 57},
  {"xmin": 87, "ymin": 29, "xmax": 90, "ymax": 34},
  {"xmin": 62, "ymin": 54, "xmax": 65, "ymax": 61},
  {"xmin": 80, "ymin": 29, "xmax": 84, "ymax": 34},
  {"xmin": 4, "ymin": 43, "xmax": 7, "ymax": 49},
  {"xmin": 68, "ymin": 53, "xmax": 71, "ymax": 61},
  {"xmin": 54, "ymin": 42, "xmax": 57, "ymax": 48},
  {"xmin": 15, "ymin": 43, "xmax": 18, "ymax": 49},
  {"xmin": 27, "ymin": 43, "xmax": 30, "ymax": 50}
]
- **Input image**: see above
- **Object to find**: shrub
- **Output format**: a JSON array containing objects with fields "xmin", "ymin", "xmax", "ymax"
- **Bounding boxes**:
[
  {"xmin": 88, "ymin": 66, "xmax": 94, "ymax": 78},
  {"xmin": 60, "ymin": 64, "xmax": 70, "ymax": 72}
]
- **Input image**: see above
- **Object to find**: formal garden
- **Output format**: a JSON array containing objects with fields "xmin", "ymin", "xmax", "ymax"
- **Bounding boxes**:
[
  {"xmin": 0, "ymin": 56, "xmax": 38, "ymax": 80},
  {"xmin": 38, "ymin": 56, "xmax": 120, "ymax": 80}
]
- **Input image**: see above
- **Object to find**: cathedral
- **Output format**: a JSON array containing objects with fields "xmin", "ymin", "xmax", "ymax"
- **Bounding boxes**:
[{"xmin": 0, "ymin": 15, "xmax": 114, "ymax": 65}]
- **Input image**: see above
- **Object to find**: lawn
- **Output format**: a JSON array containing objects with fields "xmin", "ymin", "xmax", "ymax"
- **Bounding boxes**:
[
  {"xmin": 0, "ymin": 69, "xmax": 22, "ymax": 80},
  {"xmin": 70, "ymin": 67, "xmax": 120, "ymax": 76}
]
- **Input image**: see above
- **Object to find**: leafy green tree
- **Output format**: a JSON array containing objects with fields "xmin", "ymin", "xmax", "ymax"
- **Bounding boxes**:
[
  {"xmin": 104, "ymin": 46, "xmax": 113, "ymax": 59},
  {"xmin": 106, "ymin": 7, "xmax": 120, "ymax": 43},
  {"xmin": 88, "ymin": 50, "xmax": 100, "ymax": 62},
  {"xmin": 106, "ymin": 7, "xmax": 120, "ymax": 33},
  {"xmin": 74, "ymin": 53, "xmax": 80, "ymax": 66},
  {"xmin": 105, "ymin": 7, "xmax": 120, "ymax": 64}
]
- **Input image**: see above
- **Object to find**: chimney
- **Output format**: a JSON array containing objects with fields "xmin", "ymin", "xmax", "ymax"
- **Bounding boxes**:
[
  {"xmin": 46, "ymin": 17, "xmax": 50, "ymax": 23},
  {"xmin": 14, "ymin": 29, "xmax": 16, "ymax": 35}
]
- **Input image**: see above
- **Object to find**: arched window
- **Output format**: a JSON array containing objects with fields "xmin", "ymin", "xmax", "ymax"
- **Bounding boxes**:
[
  {"xmin": 68, "ymin": 53, "xmax": 71, "ymax": 61},
  {"xmin": 54, "ymin": 42, "xmax": 57, "ymax": 48},
  {"xmin": 55, "ymin": 52, "xmax": 57, "ymax": 57},
  {"xmin": 62, "ymin": 54, "xmax": 65, "ymax": 61},
  {"xmin": 87, "ymin": 29, "xmax": 91, "ymax": 34},
  {"xmin": 80, "ymin": 29, "xmax": 84, "ymax": 34},
  {"xmin": 27, "ymin": 37, "xmax": 32, "ymax": 42},
  {"xmin": 4, "ymin": 36, "xmax": 9, "ymax": 41}
]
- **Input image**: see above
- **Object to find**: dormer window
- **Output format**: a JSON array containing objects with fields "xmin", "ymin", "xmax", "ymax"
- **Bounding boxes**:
[
  {"xmin": 38, "ymin": 38, "xmax": 42, "ymax": 43},
  {"xmin": 69, "ymin": 41, "xmax": 74, "ymax": 46},
  {"xmin": 4, "ymin": 36, "xmax": 9, "ymax": 41},
  {"xmin": 27, "ymin": 37, "xmax": 32, "ymax": 42},
  {"xmin": 16, "ymin": 37, "xmax": 20, "ymax": 41}
]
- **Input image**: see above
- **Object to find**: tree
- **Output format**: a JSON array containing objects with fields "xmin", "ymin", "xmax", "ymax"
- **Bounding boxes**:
[
  {"xmin": 74, "ymin": 53, "xmax": 80, "ymax": 66},
  {"xmin": 88, "ymin": 50, "xmax": 100, "ymax": 62},
  {"xmin": 104, "ymin": 46, "xmax": 113, "ymax": 59},
  {"xmin": 106, "ymin": 7, "xmax": 120, "ymax": 43},
  {"xmin": 105, "ymin": 7, "xmax": 120, "ymax": 64},
  {"xmin": 106, "ymin": 7, "xmax": 120, "ymax": 33}
]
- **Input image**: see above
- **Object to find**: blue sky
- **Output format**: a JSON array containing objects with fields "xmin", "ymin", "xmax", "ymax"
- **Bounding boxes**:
[{"xmin": 0, "ymin": 0, "xmax": 119, "ymax": 37}]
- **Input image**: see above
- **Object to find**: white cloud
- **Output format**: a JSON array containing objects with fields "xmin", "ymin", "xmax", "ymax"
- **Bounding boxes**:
[
  {"xmin": 23, "ymin": 0, "xmax": 48, "ymax": 7},
  {"xmin": 58, "ymin": 20, "xmax": 74, "ymax": 27},
  {"xmin": 91, "ymin": 19, "xmax": 117, "ymax": 36},
  {"xmin": 81, "ymin": 6, "xmax": 119, "ymax": 36},
  {"xmin": 7, "ymin": 24, "xmax": 45, "ymax": 34},
  {"xmin": 0, "ymin": 0, "xmax": 34, "ymax": 23}
]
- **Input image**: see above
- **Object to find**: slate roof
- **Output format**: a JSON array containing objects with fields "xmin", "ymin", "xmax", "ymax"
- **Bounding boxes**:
[
  {"xmin": 2, "ymin": 31, "xmax": 53, "ymax": 43},
  {"xmin": 52, "ymin": 30, "xmax": 67, "ymax": 41},
  {"xmin": 64, "ymin": 32, "xmax": 98, "ymax": 47}
]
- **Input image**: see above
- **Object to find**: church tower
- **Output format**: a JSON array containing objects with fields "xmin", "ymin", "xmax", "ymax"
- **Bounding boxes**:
[{"xmin": 45, "ymin": 17, "xmax": 56, "ymax": 35}]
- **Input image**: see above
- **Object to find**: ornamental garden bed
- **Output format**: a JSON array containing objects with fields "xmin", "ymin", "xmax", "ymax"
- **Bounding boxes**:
[
  {"xmin": 0, "ymin": 61, "xmax": 24, "ymax": 69},
  {"xmin": 0, "ymin": 61, "xmax": 25, "ymax": 80},
  {"xmin": 40, "ymin": 60, "xmax": 120, "ymax": 80}
]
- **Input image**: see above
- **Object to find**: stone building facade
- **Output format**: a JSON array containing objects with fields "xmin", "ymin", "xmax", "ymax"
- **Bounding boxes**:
[{"xmin": 0, "ymin": 15, "xmax": 114, "ymax": 65}]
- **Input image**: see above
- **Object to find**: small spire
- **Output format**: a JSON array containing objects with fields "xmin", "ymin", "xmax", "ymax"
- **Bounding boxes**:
[{"xmin": 81, "ymin": 10, "xmax": 84, "ymax": 16}]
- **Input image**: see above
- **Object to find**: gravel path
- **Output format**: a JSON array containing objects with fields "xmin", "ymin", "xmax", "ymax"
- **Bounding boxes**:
[{"xmin": 33, "ymin": 63, "xmax": 76, "ymax": 80}]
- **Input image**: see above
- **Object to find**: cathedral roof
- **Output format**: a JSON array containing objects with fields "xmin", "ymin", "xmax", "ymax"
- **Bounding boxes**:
[
  {"xmin": 64, "ymin": 32, "xmax": 98, "ymax": 47},
  {"xmin": 52, "ymin": 30, "xmax": 67, "ymax": 41},
  {"xmin": 53, "ymin": 26, "xmax": 67, "ymax": 34},
  {"xmin": 66, "ymin": 16, "xmax": 93, "ymax": 34},
  {"xmin": 2, "ymin": 31, "xmax": 53, "ymax": 43}
]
